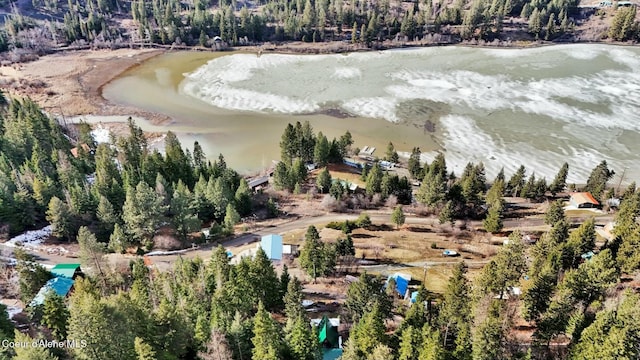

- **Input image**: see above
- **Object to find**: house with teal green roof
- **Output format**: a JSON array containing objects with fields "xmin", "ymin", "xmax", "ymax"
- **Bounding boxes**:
[
  {"xmin": 317, "ymin": 315, "xmax": 340, "ymax": 348},
  {"xmin": 29, "ymin": 263, "xmax": 82, "ymax": 307},
  {"xmin": 50, "ymin": 264, "xmax": 82, "ymax": 279}
]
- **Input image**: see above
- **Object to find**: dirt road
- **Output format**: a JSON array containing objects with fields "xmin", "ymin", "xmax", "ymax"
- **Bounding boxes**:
[{"xmin": 1, "ymin": 208, "xmax": 613, "ymax": 269}]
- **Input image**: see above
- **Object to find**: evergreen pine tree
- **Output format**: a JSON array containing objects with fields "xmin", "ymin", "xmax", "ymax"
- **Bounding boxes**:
[
  {"xmin": 316, "ymin": 167, "xmax": 332, "ymax": 193},
  {"xmin": 42, "ymin": 293, "xmax": 69, "ymax": 339},
  {"xmin": 549, "ymin": 162, "xmax": 569, "ymax": 196},
  {"xmin": 252, "ymin": 301, "xmax": 283, "ymax": 360}
]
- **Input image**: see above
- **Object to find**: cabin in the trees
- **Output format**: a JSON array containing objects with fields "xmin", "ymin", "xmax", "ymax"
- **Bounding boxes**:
[
  {"xmin": 311, "ymin": 315, "xmax": 343, "ymax": 359},
  {"xmin": 30, "ymin": 277, "xmax": 75, "ymax": 307},
  {"xmin": 30, "ymin": 264, "xmax": 83, "ymax": 307},
  {"xmin": 50, "ymin": 263, "xmax": 83, "ymax": 279},
  {"xmin": 569, "ymin": 192, "xmax": 600, "ymax": 209},
  {"xmin": 332, "ymin": 179, "xmax": 359, "ymax": 193},
  {"xmin": 248, "ymin": 176, "xmax": 269, "ymax": 192},
  {"xmin": 386, "ymin": 273, "xmax": 412, "ymax": 299},
  {"xmin": 260, "ymin": 234, "xmax": 283, "ymax": 260}
]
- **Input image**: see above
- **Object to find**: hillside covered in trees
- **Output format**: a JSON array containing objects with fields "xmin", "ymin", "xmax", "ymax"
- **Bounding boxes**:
[
  {"xmin": 0, "ymin": 91, "xmax": 252, "ymax": 249},
  {"xmin": 3, "ymin": 200, "xmax": 640, "ymax": 359},
  {"xmin": 1, "ymin": 0, "xmax": 639, "ymax": 60}
]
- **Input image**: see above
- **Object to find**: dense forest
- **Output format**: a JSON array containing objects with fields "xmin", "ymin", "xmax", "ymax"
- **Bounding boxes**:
[
  {"xmin": 1, "ymin": 0, "xmax": 639, "ymax": 58},
  {"xmin": 0, "ymin": 90, "xmax": 252, "ymax": 251}
]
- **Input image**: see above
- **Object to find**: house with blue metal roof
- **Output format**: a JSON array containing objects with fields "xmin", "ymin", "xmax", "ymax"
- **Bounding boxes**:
[
  {"xmin": 261, "ymin": 234, "xmax": 283, "ymax": 260},
  {"xmin": 30, "ymin": 277, "xmax": 75, "ymax": 307}
]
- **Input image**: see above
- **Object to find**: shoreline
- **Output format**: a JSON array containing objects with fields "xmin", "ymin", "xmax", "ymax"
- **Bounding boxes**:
[
  {"xmin": 212, "ymin": 38, "xmax": 639, "ymax": 58},
  {"xmin": 1, "ymin": 40, "xmax": 634, "ymax": 124},
  {"xmin": 1, "ymin": 42, "xmax": 639, "ymax": 182},
  {"xmin": 0, "ymin": 48, "xmax": 170, "ymax": 125}
]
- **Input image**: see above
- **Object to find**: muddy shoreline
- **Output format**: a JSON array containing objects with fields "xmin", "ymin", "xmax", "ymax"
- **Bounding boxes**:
[{"xmin": 0, "ymin": 48, "xmax": 170, "ymax": 124}]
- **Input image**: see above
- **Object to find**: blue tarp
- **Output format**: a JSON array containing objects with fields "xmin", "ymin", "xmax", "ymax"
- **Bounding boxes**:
[
  {"xmin": 581, "ymin": 251, "xmax": 595, "ymax": 260},
  {"xmin": 386, "ymin": 273, "xmax": 410, "ymax": 297},
  {"xmin": 395, "ymin": 276, "xmax": 409, "ymax": 297},
  {"xmin": 411, "ymin": 291, "xmax": 419, "ymax": 303}
]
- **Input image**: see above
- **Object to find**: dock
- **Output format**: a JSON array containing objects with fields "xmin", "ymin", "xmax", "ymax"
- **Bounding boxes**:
[{"xmin": 360, "ymin": 146, "xmax": 376, "ymax": 156}]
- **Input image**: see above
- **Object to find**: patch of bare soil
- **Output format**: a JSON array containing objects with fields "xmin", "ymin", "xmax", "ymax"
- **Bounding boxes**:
[{"xmin": 0, "ymin": 48, "xmax": 169, "ymax": 123}]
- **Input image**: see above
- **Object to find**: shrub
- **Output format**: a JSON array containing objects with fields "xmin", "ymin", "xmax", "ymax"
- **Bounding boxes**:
[{"xmin": 356, "ymin": 213, "xmax": 372, "ymax": 229}]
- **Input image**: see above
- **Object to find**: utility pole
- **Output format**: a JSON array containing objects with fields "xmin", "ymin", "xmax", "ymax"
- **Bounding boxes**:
[
  {"xmin": 616, "ymin": 167, "xmax": 627, "ymax": 196},
  {"xmin": 423, "ymin": 264, "xmax": 429, "ymax": 285}
]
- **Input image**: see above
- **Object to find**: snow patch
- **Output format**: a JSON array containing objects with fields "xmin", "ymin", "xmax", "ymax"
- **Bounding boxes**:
[
  {"xmin": 91, "ymin": 126, "xmax": 112, "ymax": 144},
  {"xmin": 146, "ymin": 249, "xmax": 189, "ymax": 256},
  {"xmin": 5, "ymin": 306, "xmax": 22, "ymax": 319},
  {"xmin": 4, "ymin": 225, "xmax": 52, "ymax": 249}
]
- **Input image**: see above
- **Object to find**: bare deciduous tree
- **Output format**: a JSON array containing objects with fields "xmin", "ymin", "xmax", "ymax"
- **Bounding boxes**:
[{"xmin": 198, "ymin": 329, "xmax": 233, "ymax": 360}]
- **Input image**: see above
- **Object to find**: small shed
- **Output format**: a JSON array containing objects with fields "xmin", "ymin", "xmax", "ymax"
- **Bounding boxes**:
[
  {"xmin": 30, "ymin": 277, "xmax": 75, "ymax": 307},
  {"xmin": 313, "ymin": 316, "xmax": 340, "ymax": 348},
  {"xmin": 387, "ymin": 273, "xmax": 412, "ymax": 298},
  {"xmin": 283, "ymin": 243, "xmax": 299, "ymax": 256},
  {"xmin": 50, "ymin": 264, "xmax": 82, "ymax": 279},
  {"xmin": 248, "ymin": 176, "xmax": 269, "ymax": 191},
  {"xmin": 569, "ymin": 192, "xmax": 600, "ymax": 208},
  {"xmin": 261, "ymin": 234, "xmax": 283, "ymax": 260}
]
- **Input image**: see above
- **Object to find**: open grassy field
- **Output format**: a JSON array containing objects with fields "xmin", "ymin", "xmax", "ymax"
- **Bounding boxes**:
[
  {"xmin": 280, "ymin": 220, "xmax": 497, "ymax": 294},
  {"xmin": 325, "ymin": 164, "xmax": 366, "ymax": 187},
  {"xmin": 369, "ymin": 265, "xmax": 482, "ymax": 294},
  {"xmin": 282, "ymin": 224, "xmax": 496, "ymax": 264}
]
